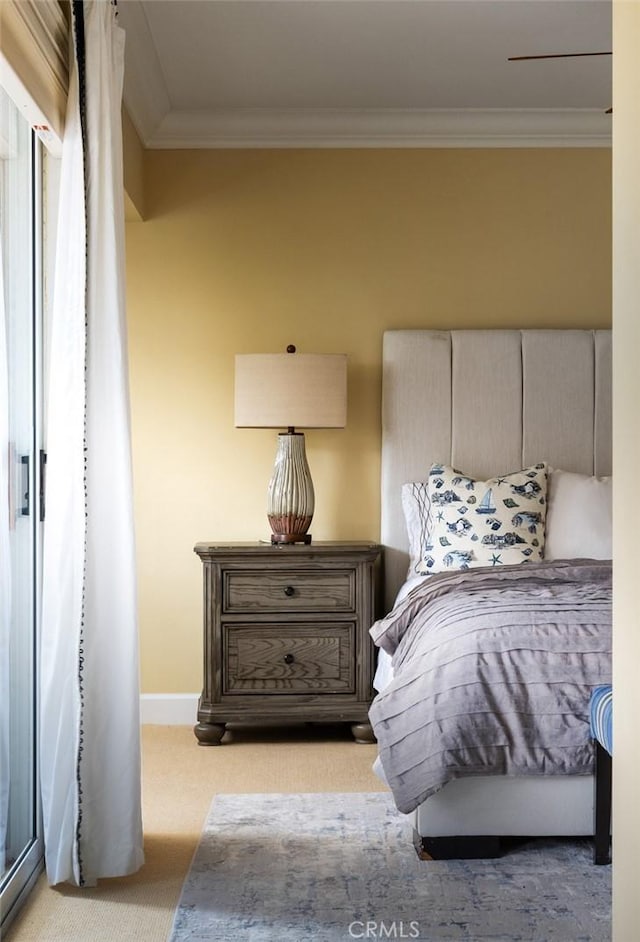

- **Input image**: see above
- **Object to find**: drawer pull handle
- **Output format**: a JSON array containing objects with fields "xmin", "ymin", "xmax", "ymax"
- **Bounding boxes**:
[
  {"xmin": 283, "ymin": 653, "xmax": 295, "ymax": 665},
  {"xmin": 283, "ymin": 585, "xmax": 295, "ymax": 597}
]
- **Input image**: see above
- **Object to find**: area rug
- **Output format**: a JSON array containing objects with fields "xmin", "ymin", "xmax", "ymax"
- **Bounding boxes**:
[{"xmin": 168, "ymin": 792, "xmax": 610, "ymax": 942}]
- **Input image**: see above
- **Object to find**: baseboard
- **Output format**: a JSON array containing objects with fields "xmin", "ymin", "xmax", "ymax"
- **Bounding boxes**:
[{"xmin": 140, "ymin": 693, "xmax": 199, "ymax": 725}]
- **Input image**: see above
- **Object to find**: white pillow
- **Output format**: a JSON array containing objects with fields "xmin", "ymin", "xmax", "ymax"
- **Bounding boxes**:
[
  {"xmin": 417, "ymin": 462, "xmax": 548, "ymax": 574},
  {"xmin": 544, "ymin": 469, "xmax": 612, "ymax": 560},
  {"xmin": 401, "ymin": 481, "xmax": 431, "ymax": 575}
]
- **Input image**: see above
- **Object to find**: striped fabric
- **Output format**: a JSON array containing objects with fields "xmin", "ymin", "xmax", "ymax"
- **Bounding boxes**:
[{"xmin": 590, "ymin": 685, "xmax": 613, "ymax": 756}]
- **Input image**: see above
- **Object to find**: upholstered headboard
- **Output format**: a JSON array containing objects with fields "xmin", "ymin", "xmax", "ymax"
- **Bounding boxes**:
[{"xmin": 380, "ymin": 329, "xmax": 612, "ymax": 610}]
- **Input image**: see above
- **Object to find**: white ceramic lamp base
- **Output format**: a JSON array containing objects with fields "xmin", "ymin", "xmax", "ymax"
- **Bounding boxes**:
[{"xmin": 267, "ymin": 431, "xmax": 314, "ymax": 544}]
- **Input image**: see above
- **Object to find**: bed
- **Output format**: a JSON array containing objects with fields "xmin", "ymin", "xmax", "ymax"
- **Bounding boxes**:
[{"xmin": 370, "ymin": 328, "xmax": 612, "ymax": 858}]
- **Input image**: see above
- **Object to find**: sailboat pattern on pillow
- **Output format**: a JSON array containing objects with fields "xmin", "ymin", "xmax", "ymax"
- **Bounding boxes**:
[{"xmin": 416, "ymin": 463, "xmax": 548, "ymax": 574}]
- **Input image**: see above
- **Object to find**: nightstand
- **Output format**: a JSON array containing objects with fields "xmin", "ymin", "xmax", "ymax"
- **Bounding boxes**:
[{"xmin": 193, "ymin": 541, "xmax": 382, "ymax": 745}]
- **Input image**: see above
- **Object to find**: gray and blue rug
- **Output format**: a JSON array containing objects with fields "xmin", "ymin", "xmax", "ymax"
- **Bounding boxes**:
[{"xmin": 169, "ymin": 792, "xmax": 610, "ymax": 942}]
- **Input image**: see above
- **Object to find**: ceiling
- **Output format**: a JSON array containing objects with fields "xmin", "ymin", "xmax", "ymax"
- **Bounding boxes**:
[{"xmin": 118, "ymin": 0, "xmax": 612, "ymax": 149}]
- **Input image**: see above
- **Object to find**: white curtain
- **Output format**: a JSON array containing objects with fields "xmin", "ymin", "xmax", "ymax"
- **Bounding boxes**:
[
  {"xmin": 40, "ymin": 0, "xmax": 144, "ymax": 887},
  {"xmin": 0, "ymin": 228, "xmax": 10, "ymax": 876}
]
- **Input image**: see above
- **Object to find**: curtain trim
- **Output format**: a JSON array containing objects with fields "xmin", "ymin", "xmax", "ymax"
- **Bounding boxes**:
[{"xmin": 71, "ymin": 0, "xmax": 88, "ymax": 888}]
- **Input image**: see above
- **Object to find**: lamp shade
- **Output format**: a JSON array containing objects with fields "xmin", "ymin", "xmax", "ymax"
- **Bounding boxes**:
[{"xmin": 234, "ymin": 353, "xmax": 347, "ymax": 429}]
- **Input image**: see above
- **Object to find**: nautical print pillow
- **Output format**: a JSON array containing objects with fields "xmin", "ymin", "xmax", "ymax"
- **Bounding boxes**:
[{"xmin": 416, "ymin": 463, "xmax": 548, "ymax": 574}]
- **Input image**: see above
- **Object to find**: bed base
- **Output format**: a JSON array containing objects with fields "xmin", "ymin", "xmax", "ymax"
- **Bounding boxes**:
[{"xmin": 409, "ymin": 773, "xmax": 594, "ymax": 859}]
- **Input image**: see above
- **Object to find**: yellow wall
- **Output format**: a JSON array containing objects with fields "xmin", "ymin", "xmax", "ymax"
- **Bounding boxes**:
[
  {"xmin": 122, "ymin": 106, "xmax": 145, "ymax": 220},
  {"xmin": 125, "ymin": 148, "xmax": 611, "ymax": 693}
]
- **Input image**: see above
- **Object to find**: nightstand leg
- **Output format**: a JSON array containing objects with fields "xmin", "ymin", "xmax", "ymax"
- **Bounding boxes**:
[
  {"xmin": 194, "ymin": 722, "xmax": 226, "ymax": 746},
  {"xmin": 351, "ymin": 722, "xmax": 376, "ymax": 744}
]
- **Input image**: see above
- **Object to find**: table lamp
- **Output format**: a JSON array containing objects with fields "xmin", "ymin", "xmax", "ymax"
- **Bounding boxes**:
[{"xmin": 234, "ymin": 345, "xmax": 347, "ymax": 544}]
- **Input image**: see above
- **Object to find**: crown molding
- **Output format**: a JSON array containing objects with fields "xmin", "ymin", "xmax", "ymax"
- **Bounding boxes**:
[
  {"xmin": 119, "ymin": 0, "xmax": 170, "ymax": 147},
  {"xmin": 145, "ymin": 107, "xmax": 612, "ymax": 149}
]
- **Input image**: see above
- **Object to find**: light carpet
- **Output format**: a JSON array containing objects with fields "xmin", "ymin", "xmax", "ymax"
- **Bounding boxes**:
[{"xmin": 169, "ymin": 792, "xmax": 611, "ymax": 942}]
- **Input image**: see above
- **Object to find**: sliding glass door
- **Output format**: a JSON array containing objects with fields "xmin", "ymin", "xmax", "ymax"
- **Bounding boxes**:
[{"xmin": 0, "ymin": 83, "xmax": 44, "ymax": 929}]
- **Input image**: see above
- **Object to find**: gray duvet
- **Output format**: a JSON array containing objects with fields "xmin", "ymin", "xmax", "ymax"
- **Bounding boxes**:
[{"xmin": 368, "ymin": 560, "xmax": 612, "ymax": 814}]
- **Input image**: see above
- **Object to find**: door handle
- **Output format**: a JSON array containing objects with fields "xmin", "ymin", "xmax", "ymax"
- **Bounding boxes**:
[
  {"xmin": 39, "ymin": 450, "xmax": 47, "ymax": 522},
  {"xmin": 20, "ymin": 454, "xmax": 30, "ymax": 516}
]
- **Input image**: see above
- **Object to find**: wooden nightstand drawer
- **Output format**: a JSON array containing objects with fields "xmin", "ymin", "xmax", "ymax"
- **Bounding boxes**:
[
  {"xmin": 224, "ymin": 624, "xmax": 355, "ymax": 694},
  {"xmin": 223, "ymin": 568, "xmax": 355, "ymax": 613}
]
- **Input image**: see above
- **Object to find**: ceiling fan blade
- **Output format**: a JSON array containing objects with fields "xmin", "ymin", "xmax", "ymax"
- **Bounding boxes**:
[{"xmin": 508, "ymin": 52, "xmax": 612, "ymax": 61}]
